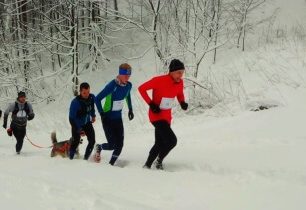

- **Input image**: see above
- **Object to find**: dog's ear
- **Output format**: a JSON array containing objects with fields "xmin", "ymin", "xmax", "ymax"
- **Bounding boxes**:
[{"xmin": 51, "ymin": 131, "xmax": 57, "ymax": 144}]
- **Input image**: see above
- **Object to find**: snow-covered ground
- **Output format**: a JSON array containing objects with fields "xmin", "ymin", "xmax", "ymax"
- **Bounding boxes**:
[
  {"xmin": 1, "ymin": 85, "xmax": 306, "ymax": 210},
  {"xmin": 1, "ymin": 0, "xmax": 306, "ymax": 209}
]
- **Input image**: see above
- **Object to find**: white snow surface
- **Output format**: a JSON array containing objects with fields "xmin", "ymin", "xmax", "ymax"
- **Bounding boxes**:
[
  {"xmin": 1, "ymin": 0, "xmax": 306, "ymax": 209},
  {"xmin": 1, "ymin": 75, "xmax": 306, "ymax": 210}
]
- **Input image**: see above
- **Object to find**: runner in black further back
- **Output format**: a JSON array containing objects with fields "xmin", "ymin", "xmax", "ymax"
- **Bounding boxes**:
[{"xmin": 3, "ymin": 91, "xmax": 35, "ymax": 154}]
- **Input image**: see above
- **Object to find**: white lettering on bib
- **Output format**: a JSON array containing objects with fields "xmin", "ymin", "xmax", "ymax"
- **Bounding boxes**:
[
  {"xmin": 112, "ymin": 100, "xmax": 125, "ymax": 111},
  {"xmin": 160, "ymin": 97, "xmax": 175, "ymax": 110},
  {"xmin": 17, "ymin": 110, "xmax": 27, "ymax": 118}
]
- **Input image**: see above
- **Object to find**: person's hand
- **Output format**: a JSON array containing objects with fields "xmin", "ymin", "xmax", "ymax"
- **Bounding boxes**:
[
  {"xmin": 128, "ymin": 110, "xmax": 134, "ymax": 121},
  {"xmin": 27, "ymin": 113, "xmax": 34, "ymax": 121},
  {"xmin": 80, "ymin": 130, "xmax": 86, "ymax": 137},
  {"xmin": 7, "ymin": 128, "xmax": 12, "ymax": 137},
  {"xmin": 149, "ymin": 102, "xmax": 161, "ymax": 114},
  {"xmin": 180, "ymin": 102, "xmax": 188, "ymax": 111},
  {"xmin": 91, "ymin": 116, "xmax": 96, "ymax": 123}
]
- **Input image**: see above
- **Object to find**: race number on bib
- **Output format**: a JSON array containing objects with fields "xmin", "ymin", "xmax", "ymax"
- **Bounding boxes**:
[
  {"xmin": 112, "ymin": 100, "xmax": 125, "ymax": 111},
  {"xmin": 160, "ymin": 97, "xmax": 175, "ymax": 110}
]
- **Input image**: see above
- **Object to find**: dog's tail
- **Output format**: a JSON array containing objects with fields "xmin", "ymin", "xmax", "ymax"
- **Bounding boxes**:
[{"xmin": 51, "ymin": 131, "xmax": 57, "ymax": 144}]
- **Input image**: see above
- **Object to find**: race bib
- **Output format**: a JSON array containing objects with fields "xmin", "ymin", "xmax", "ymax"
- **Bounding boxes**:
[
  {"xmin": 160, "ymin": 97, "xmax": 175, "ymax": 110},
  {"xmin": 112, "ymin": 100, "xmax": 125, "ymax": 111},
  {"xmin": 16, "ymin": 110, "xmax": 27, "ymax": 118}
]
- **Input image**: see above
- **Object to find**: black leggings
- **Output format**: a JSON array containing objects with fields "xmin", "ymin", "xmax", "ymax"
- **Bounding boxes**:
[
  {"xmin": 70, "ymin": 122, "xmax": 95, "ymax": 159},
  {"xmin": 145, "ymin": 120, "xmax": 177, "ymax": 167},
  {"xmin": 101, "ymin": 117, "xmax": 124, "ymax": 165},
  {"xmin": 11, "ymin": 124, "xmax": 26, "ymax": 153}
]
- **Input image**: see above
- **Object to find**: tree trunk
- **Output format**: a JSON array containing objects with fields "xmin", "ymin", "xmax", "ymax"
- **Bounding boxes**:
[
  {"xmin": 114, "ymin": 0, "xmax": 119, "ymax": 20},
  {"xmin": 71, "ymin": 2, "xmax": 79, "ymax": 96}
]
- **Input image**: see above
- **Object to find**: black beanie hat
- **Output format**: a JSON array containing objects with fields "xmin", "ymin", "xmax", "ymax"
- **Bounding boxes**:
[
  {"xmin": 18, "ymin": 91, "xmax": 26, "ymax": 98},
  {"xmin": 169, "ymin": 59, "xmax": 185, "ymax": 72}
]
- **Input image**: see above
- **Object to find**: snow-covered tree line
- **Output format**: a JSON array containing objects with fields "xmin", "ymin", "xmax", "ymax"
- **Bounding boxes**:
[{"xmin": 0, "ymin": 0, "xmax": 266, "ymax": 104}]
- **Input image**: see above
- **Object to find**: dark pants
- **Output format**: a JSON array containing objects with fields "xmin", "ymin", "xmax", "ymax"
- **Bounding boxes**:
[
  {"xmin": 145, "ymin": 120, "xmax": 177, "ymax": 167},
  {"xmin": 11, "ymin": 123, "xmax": 26, "ymax": 153},
  {"xmin": 101, "ymin": 117, "xmax": 124, "ymax": 165},
  {"xmin": 70, "ymin": 122, "xmax": 95, "ymax": 159}
]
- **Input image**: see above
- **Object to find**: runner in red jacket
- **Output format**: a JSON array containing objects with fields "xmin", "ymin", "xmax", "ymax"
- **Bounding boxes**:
[{"xmin": 138, "ymin": 59, "xmax": 188, "ymax": 170}]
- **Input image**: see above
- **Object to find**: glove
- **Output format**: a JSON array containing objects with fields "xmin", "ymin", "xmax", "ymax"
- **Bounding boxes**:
[
  {"xmin": 7, "ymin": 128, "xmax": 13, "ymax": 137},
  {"xmin": 27, "ymin": 113, "xmax": 34, "ymax": 121},
  {"xmin": 128, "ymin": 110, "xmax": 134, "ymax": 121},
  {"xmin": 80, "ymin": 130, "xmax": 86, "ymax": 137},
  {"xmin": 149, "ymin": 102, "xmax": 161, "ymax": 114},
  {"xmin": 0, "ymin": 110, "xmax": 2, "ymax": 119},
  {"xmin": 180, "ymin": 102, "xmax": 188, "ymax": 111},
  {"xmin": 3, "ymin": 122, "xmax": 7, "ymax": 129}
]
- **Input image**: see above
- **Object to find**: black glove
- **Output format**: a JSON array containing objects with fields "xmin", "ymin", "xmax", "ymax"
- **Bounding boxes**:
[
  {"xmin": 128, "ymin": 110, "xmax": 134, "ymax": 121},
  {"xmin": 0, "ymin": 110, "xmax": 2, "ymax": 119},
  {"xmin": 180, "ymin": 102, "xmax": 188, "ymax": 110},
  {"xmin": 3, "ymin": 121, "xmax": 7, "ymax": 129},
  {"xmin": 27, "ymin": 113, "xmax": 35, "ymax": 121},
  {"xmin": 149, "ymin": 102, "xmax": 161, "ymax": 114}
]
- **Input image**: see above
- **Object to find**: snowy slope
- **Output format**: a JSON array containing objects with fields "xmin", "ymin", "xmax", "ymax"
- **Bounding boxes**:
[
  {"xmin": 1, "ymin": 0, "xmax": 306, "ymax": 210},
  {"xmin": 0, "ymin": 86, "xmax": 306, "ymax": 210}
]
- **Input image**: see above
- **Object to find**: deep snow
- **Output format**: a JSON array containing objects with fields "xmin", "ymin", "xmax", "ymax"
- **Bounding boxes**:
[{"xmin": 1, "ymin": 0, "xmax": 306, "ymax": 209}]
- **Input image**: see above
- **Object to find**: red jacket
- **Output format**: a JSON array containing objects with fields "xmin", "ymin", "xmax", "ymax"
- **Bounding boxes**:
[{"xmin": 138, "ymin": 74, "xmax": 185, "ymax": 124}]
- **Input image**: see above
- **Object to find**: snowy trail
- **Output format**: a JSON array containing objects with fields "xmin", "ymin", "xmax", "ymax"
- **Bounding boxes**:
[{"xmin": 1, "ymin": 88, "xmax": 306, "ymax": 210}]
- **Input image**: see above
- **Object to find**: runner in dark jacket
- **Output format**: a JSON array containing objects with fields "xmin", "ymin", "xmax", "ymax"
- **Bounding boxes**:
[
  {"xmin": 3, "ymin": 91, "xmax": 35, "ymax": 154},
  {"xmin": 138, "ymin": 59, "xmax": 188, "ymax": 170},
  {"xmin": 69, "ymin": 82, "xmax": 96, "ymax": 160}
]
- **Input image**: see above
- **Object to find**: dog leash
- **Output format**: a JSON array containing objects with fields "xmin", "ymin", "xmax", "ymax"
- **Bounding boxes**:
[{"xmin": 25, "ymin": 134, "xmax": 53, "ymax": 149}]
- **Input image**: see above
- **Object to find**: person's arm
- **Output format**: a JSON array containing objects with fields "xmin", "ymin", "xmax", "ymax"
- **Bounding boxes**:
[
  {"xmin": 90, "ymin": 94, "xmax": 96, "ymax": 118},
  {"xmin": 177, "ymin": 80, "xmax": 188, "ymax": 110},
  {"xmin": 69, "ymin": 99, "xmax": 81, "ymax": 132},
  {"xmin": 27, "ymin": 103, "xmax": 35, "ymax": 120},
  {"xmin": 95, "ymin": 81, "xmax": 116, "ymax": 114},
  {"xmin": 138, "ymin": 78, "xmax": 157, "ymax": 105},
  {"xmin": 3, "ymin": 103, "xmax": 14, "ymax": 129},
  {"xmin": 126, "ymin": 92, "xmax": 132, "ymax": 111},
  {"xmin": 126, "ymin": 83, "xmax": 133, "ymax": 111},
  {"xmin": 176, "ymin": 81, "xmax": 185, "ymax": 103}
]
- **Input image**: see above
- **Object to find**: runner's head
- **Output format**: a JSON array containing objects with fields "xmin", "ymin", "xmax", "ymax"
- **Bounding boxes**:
[
  {"xmin": 118, "ymin": 63, "xmax": 132, "ymax": 84},
  {"xmin": 169, "ymin": 59, "xmax": 185, "ymax": 83},
  {"xmin": 79, "ymin": 82, "xmax": 90, "ymax": 99},
  {"xmin": 17, "ymin": 91, "xmax": 26, "ymax": 104}
]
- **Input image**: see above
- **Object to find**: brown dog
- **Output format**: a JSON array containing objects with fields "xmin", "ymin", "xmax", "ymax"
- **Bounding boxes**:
[{"xmin": 50, "ymin": 131, "xmax": 82, "ymax": 158}]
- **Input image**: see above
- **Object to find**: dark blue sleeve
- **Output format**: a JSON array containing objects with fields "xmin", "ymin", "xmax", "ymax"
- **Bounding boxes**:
[
  {"xmin": 90, "ymin": 94, "xmax": 96, "ymax": 118},
  {"xmin": 69, "ymin": 99, "xmax": 81, "ymax": 131},
  {"xmin": 126, "ymin": 83, "xmax": 133, "ymax": 111},
  {"xmin": 95, "ymin": 80, "xmax": 116, "ymax": 114}
]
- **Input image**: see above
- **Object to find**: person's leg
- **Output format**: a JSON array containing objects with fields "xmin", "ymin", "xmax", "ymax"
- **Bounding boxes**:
[
  {"xmin": 156, "ymin": 122, "xmax": 177, "ymax": 163},
  {"xmin": 144, "ymin": 121, "xmax": 164, "ymax": 168},
  {"xmin": 12, "ymin": 125, "xmax": 26, "ymax": 154},
  {"xmin": 83, "ymin": 123, "xmax": 95, "ymax": 160},
  {"xmin": 109, "ymin": 119, "xmax": 124, "ymax": 165},
  {"xmin": 69, "ymin": 127, "xmax": 80, "ymax": 159},
  {"xmin": 101, "ymin": 118, "xmax": 115, "ymax": 150}
]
